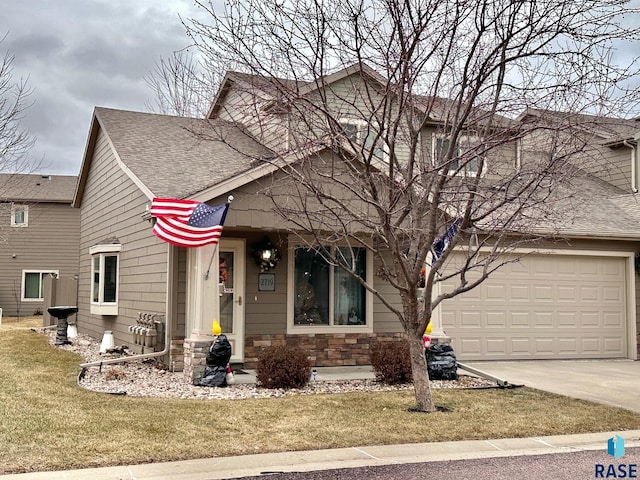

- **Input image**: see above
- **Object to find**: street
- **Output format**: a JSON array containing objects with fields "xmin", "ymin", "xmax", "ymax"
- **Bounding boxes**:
[{"xmin": 237, "ymin": 447, "xmax": 640, "ymax": 480}]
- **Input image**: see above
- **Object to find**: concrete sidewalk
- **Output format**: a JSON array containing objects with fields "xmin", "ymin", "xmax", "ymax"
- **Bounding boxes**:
[{"xmin": 4, "ymin": 430, "xmax": 639, "ymax": 479}]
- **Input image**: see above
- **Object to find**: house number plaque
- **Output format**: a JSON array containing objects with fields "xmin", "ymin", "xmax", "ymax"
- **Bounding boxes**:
[{"xmin": 258, "ymin": 273, "xmax": 276, "ymax": 291}]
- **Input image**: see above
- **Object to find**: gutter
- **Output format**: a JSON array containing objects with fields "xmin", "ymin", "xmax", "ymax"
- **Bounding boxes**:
[
  {"xmin": 623, "ymin": 140, "xmax": 638, "ymax": 193},
  {"xmin": 78, "ymin": 245, "xmax": 175, "ymax": 371},
  {"xmin": 457, "ymin": 362, "xmax": 515, "ymax": 388}
]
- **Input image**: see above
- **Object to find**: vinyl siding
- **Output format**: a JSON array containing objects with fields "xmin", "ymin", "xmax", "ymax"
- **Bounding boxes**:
[
  {"xmin": 76, "ymin": 127, "xmax": 169, "ymax": 347},
  {"xmin": 215, "ymin": 86, "xmax": 288, "ymax": 153},
  {"xmin": 0, "ymin": 201, "xmax": 80, "ymax": 317}
]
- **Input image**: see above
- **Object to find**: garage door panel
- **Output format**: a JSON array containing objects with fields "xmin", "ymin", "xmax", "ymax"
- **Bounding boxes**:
[
  {"xmin": 510, "ymin": 337, "xmax": 531, "ymax": 354},
  {"xmin": 486, "ymin": 338, "xmax": 507, "ymax": 355},
  {"xmin": 557, "ymin": 312, "xmax": 578, "ymax": 327},
  {"xmin": 443, "ymin": 254, "xmax": 628, "ymax": 360},
  {"xmin": 603, "ymin": 311, "xmax": 624, "ymax": 327},
  {"xmin": 511, "ymin": 311, "xmax": 531, "ymax": 326},
  {"xmin": 603, "ymin": 337, "xmax": 624, "ymax": 355},
  {"xmin": 558, "ymin": 338, "xmax": 578, "ymax": 354},
  {"xmin": 486, "ymin": 311, "xmax": 506, "ymax": 328}
]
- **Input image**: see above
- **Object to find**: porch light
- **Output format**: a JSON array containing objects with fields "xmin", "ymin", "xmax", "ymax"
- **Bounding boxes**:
[{"xmin": 251, "ymin": 236, "xmax": 282, "ymax": 272}]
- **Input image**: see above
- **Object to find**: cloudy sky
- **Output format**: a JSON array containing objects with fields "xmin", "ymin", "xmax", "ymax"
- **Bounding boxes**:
[{"xmin": 2, "ymin": 1, "xmax": 213, "ymax": 176}]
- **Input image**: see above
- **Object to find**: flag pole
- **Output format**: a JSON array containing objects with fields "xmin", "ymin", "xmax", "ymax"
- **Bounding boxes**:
[{"xmin": 204, "ymin": 195, "xmax": 233, "ymax": 280}]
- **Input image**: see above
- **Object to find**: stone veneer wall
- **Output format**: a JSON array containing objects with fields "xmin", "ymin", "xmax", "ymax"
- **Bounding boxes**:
[
  {"xmin": 182, "ymin": 338, "xmax": 213, "ymax": 384},
  {"xmin": 169, "ymin": 338, "xmax": 184, "ymax": 372},
  {"xmin": 243, "ymin": 332, "xmax": 409, "ymax": 369},
  {"xmin": 179, "ymin": 333, "xmax": 453, "ymax": 382}
]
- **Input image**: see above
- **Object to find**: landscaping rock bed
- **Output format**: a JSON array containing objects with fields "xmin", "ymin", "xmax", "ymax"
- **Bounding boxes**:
[{"xmin": 46, "ymin": 330, "xmax": 496, "ymax": 399}]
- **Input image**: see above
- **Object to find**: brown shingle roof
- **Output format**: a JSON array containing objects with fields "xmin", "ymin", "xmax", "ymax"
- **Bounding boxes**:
[
  {"xmin": 94, "ymin": 107, "xmax": 272, "ymax": 199},
  {"xmin": 0, "ymin": 174, "xmax": 78, "ymax": 203}
]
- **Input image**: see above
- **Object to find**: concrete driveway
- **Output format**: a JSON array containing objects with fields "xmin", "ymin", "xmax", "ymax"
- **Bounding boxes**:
[{"xmin": 462, "ymin": 359, "xmax": 640, "ymax": 412}]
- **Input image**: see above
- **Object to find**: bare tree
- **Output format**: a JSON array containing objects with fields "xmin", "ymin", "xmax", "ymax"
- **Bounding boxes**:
[
  {"xmin": 0, "ymin": 34, "xmax": 36, "ymax": 175},
  {"xmin": 144, "ymin": 50, "xmax": 222, "ymax": 118},
  {"xmin": 170, "ymin": 0, "xmax": 640, "ymax": 411}
]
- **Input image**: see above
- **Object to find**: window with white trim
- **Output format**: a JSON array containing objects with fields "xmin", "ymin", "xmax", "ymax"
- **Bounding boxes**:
[
  {"xmin": 22, "ymin": 270, "xmax": 58, "ymax": 301},
  {"xmin": 290, "ymin": 245, "xmax": 372, "ymax": 330},
  {"xmin": 433, "ymin": 135, "xmax": 483, "ymax": 176},
  {"xmin": 90, "ymin": 243, "xmax": 122, "ymax": 315},
  {"xmin": 11, "ymin": 204, "xmax": 28, "ymax": 227},
  {"xmin": 339, "ymin": 118, "xmax": 386, "ymax": 159}
]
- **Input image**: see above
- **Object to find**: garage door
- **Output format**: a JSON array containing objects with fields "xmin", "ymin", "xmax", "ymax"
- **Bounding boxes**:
[{"xmin": 440, "ymin": 254, "xmax": 628, "ymax": 360}]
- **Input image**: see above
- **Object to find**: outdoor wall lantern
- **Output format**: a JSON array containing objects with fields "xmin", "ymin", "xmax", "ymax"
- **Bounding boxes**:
[{"xmin": 251, "ymin": 236, "xmax": 282, "ymax": 272}]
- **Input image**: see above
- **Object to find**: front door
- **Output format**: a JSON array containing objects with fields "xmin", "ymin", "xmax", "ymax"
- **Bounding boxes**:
[{"xmin": 218, "ymin": 239, "xmax": 245, "ymax": 363}]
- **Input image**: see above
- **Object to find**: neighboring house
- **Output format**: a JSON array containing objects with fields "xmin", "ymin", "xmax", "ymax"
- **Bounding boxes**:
[
  {"xmin": 0, "ymin": 174, "xmax": 80, "ymax": 317},
  {"xmin": 72, "ymin": 65, "xmax": 640, "ymax": 380}
]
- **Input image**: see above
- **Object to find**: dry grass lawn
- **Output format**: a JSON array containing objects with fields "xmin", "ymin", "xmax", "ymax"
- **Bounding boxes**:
[{"xmin": 2, "ymin": 316, "xmax": 640, "ymax": 474}]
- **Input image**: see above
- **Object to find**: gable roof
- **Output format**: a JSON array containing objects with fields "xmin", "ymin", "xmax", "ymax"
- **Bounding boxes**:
[
  {"xmin": 544, "ymin": 174, "xmax": 640, "ymax": 239},
  {"xmin": 0, "ymin": 174, "xmax": 78, "ymax": 203},
  {"xmin": 74, "ymin": 107, "xmax": 272, "ymax": 206},
  {"xmin": 519, "ymin": 108, "xmax": 640, "ymax": 144}
]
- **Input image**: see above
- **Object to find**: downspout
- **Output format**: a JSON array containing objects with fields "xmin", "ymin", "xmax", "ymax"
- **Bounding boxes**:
[
  {"xmin": 623, "ymin": 140, "xmax": 638, "ymax": 193},
  {"xmin": 79, "ymin": 245, "xmax": 175, "ymax": 371}
]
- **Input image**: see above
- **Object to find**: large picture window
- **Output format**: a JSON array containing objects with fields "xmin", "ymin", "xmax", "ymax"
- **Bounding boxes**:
[
  {"xmin": 291, "ymin": 245, "xmax": 371, "ymax": 330},
  {"xmin": 90, "ymin": 243, "xmax": 121, "ymax": 315},
  {"xmin": 22, "ymin": 270, "xmax": 58, "ymax": 301}
]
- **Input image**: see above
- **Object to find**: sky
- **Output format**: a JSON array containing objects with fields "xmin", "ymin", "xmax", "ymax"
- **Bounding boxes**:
[{"xmin": 2, "ymin": 1, "xmax": 214, "ymax": 176}]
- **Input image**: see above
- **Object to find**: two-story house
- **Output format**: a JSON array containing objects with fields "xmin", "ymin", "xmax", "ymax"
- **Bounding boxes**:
[
  {"xmin": 0, "ymin": 174, "xmax": 80, "ymax": 318},
  {"xmin": 71, "ymin": 65, "xmax": 640, "ymax": 379}
]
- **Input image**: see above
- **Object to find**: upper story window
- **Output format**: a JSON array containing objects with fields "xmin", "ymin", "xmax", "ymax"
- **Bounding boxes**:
[
  {"xmin": 22, "ymin": 270, "xmax": 58, "ymax": 301},
  {"xmin": 289, "ymin": 243, "xmax": 373, "ymax": 332},
  {"xmin": 11, "ymin": 204, "xmax": 28, "ymax": 227},
  {"xmin": 90, "ymin": 243, "xmax": 122, "ymax": 315},
  {"xmin": 433, "ymin": 135, "xmax": 483, "ymax": 176},
  {"xmin": 338, "ymin": 118, "xmax": 386, "ymax": 160}
]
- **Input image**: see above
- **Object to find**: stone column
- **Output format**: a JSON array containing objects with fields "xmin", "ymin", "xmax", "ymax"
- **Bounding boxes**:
[{"xmin": 183, "ymin": 338, "xmax": 213, "ymax": 384}]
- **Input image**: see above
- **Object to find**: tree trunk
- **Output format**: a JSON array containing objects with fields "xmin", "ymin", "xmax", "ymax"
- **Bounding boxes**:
[{"xmin": 408, "ymin": 332, "xmax": 436, "ymax": 412}]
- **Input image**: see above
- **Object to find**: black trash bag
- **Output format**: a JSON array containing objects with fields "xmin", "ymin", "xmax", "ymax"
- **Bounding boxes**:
[
  {"xmin": 426, "ymin": 343, "xmax": 458, "ymax": 381},
  {"xmin": 206, "ymin": 334, "xmax": 232, "ymax": 367},
  {"xmin": 197, "ymin": 365, "xmax": 228, "ymax": 387},
  {"xmin": 197, "ymin": 334, "xmax": 232, "ymax": 387}
]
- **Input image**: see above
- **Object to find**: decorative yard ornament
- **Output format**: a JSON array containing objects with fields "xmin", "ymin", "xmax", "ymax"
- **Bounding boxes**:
[
  {"xmin": 422, "ymin": 321, "xmax": 433, "ymax": 350},
  {"xmin": 212, "ymin": 319, "xmax": 222, "ymax": 336}
]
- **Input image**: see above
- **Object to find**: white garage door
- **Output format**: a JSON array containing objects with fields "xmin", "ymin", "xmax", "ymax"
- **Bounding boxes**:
[{"xmin": 440, "ymin": 254, "xmax": 628, "ymax": 360}]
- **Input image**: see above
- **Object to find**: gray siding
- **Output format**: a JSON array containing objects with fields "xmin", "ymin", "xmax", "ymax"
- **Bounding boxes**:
[
  {"xmin": 243, "ymin": 232, "xmax": 288, "ymax": 336},
  {"xmin": 215, "ymin": 86, "xmax": 288, "ymax": 153},
  {"xmin": 76, "ymin": 128, "xmax": 169, "ymax": 347},
  {"xmin": 0, "ymin": 202, "xmax": 80, "ymax": 317}
]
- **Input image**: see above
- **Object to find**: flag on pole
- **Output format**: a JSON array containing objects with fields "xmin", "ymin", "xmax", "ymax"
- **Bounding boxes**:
[
  {"xmin": 150, "ymin": 198, "xmax": 229, "ymax": 248},
  {"xmin": 430, "ymin": 218, "xmax": 461, "ymax": 261}
]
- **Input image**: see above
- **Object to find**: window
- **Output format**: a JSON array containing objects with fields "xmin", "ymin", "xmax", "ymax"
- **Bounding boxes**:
[
  {"xmin": 291, "ymin": 245, "xmax": 372, "ymax": 331},
  {"xmin": 22, "ymin": 270, "xmax": 58, "ymax": 301},
  {"xmin": 433, "ymin": 135, "xmax": 482, "ymax": 176},
  {"xmin": 90, "ymin": 243, "xmax": 122, "ymax": 315},
  {"xmin": 339, "ymin": 119, "xmax": 386, "ymax": 159},
  {"xmin": 11, "ymin": 204, "xmax": 28, "ymax": 227}
]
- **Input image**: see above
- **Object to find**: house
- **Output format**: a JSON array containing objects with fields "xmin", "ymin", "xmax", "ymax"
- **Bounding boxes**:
[
  {"xmin": 0, "ymin": 174, "xmax": 80, "ymax": 319},
  {"xmin": 72, "ymin": 65, "xmax": 640, "ymax": 381}
]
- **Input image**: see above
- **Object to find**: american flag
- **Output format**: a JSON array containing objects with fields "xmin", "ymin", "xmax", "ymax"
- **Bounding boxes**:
[{"xmin": 150, "ymin": 198, "xmax": 229, "ymax": 248}]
